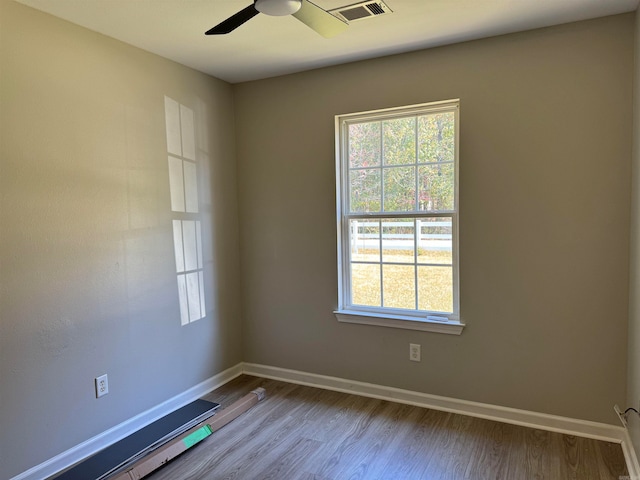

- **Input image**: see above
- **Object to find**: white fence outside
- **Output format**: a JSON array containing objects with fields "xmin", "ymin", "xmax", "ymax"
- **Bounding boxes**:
[{"xmin": 351, "ymin": 220, "xmax": 452, "ymax": 252}]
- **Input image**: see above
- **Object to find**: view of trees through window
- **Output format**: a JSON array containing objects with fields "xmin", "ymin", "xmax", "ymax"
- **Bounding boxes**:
[
  {"xmin": 344, "ymin": 109, "xmax": 456, "ymax": 314},
  {"xmin": 348, "ymin": 112, "xmax": 455, "ymax": 213}
]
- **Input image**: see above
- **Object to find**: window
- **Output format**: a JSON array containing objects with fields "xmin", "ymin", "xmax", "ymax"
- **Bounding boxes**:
[{"xmin": 335, "ymin": 100, "xmax": 463, "ymax": 334}]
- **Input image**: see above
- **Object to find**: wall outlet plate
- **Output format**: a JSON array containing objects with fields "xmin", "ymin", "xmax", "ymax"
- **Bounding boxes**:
[
  {"xmin": 409, "ymin": 343, "xmax": 421, "ymax": 362},
  {"xmin": 95, "ymin": 374, "xmax": 109, "ymax": 398}
]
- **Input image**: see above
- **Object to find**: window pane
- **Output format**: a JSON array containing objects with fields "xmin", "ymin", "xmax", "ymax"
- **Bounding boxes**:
[
  {"xmin": 418, "ymin": 112, "xmax": 455, "ymax": 164},
  {"xmin": 350, "ymin": 168, "xmax": 381, "ymax": 213},
  {"xmin": 417, "ymin": 218, "xmax": 452, "ymax": 265},
  {"xmin": 384, "ymin": 166, "xmax": 415, "ymax": 212},
  {"xmin": 382, "ymin": 264, "xmax": 415, "ymax": 309},
  {"xmin": 351, "ymin": 263, "xmax": 381, "ymax": 307},
  {"xmin": 349, "ymin": 122, "xmax": 381, "ymax": 168},
  {"xmin": 417, "ymin": 266, "xmax": 453, "ymax": 312},
  {"xmin": 350, "ymin": 219, "xmax": 380, "ymax": 263},
  {"xmin": 382, "ymin": 218, "xmax": 414, "ymax": 264},
  {"xmin": 418, "ymin": 163, "xmax": 454, "ymax": 211},
  {"xmin": 383, "ymin": 117, "xmax": 416, "ymax": 166}
]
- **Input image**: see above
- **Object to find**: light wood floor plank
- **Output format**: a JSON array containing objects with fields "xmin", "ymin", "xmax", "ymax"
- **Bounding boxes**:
[
  {"xmin": 146, "ymin": 375, "xmax": 628, "ymax": 480},
  {"xmin": 378, "ymin": 408, "xmax": 452, "ymax": 479}
]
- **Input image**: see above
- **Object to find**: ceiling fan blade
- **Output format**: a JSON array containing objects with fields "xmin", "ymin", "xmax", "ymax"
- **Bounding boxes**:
[
  {"xmin": 205, "ymin": 4, "xmax": 260, "ymax": 35},
  {"xmin": 292, "ymin": 0, "xmax": 348, "ymax": 38}
]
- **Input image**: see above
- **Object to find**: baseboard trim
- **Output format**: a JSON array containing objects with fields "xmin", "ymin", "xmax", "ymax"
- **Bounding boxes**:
[
  {"xmin": 11, "ymin": 363, "xmax": 243, "ymax": 480},
  {"xmin": 620, "ymin": 428, "xmax": 640, "ymax": 480},
  {"xmin": 242, "ymin": 362, "xmax": 637, "ymax": 469}
]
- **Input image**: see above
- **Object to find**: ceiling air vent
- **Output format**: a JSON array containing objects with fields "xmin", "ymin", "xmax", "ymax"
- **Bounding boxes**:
[{"xmin": 330, "ymin": 1, "xmax": 392, "ymax": 23}]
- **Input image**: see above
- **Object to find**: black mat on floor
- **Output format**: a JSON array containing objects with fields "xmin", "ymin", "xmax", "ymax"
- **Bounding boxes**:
[{"xmin": 52, "ymin": 399, "xmax": 219, "ymax": 480}]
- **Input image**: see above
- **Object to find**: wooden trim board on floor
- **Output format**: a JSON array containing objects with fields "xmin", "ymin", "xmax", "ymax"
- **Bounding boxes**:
[{"xmin": 112, "ymin": 388, "xmax": 265, "ymax": 480}]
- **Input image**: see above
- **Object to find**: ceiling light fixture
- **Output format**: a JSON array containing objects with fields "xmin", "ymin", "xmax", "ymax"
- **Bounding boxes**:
[{"xmin": 255, "ymin": 0, "xmax": 302, "ymax": 16}]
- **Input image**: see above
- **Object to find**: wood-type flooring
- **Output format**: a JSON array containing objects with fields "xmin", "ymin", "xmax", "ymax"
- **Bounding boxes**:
[{"xmin": 146, "ymin": 375, "xmax": 628, "ymax": 480}]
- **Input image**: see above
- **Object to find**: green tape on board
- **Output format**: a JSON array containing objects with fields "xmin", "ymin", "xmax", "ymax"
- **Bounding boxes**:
[{"xmin": 182, "ymin": 424, "xmax": 213, "ymax": 449}]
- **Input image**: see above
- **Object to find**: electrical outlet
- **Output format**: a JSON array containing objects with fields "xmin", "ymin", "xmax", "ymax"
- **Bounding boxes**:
[
  {"xmin": 95, "ymin": 374, "xmax": 109, "ymax": 398},
  {"xmin": 409, "ymin": 343, "xmax": 421, "ymax": 362}
]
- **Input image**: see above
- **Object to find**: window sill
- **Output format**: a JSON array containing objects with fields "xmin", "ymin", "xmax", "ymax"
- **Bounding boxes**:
[{"xmin": 334, "ymin": 310, "xmax": 465, "ymax": 335}]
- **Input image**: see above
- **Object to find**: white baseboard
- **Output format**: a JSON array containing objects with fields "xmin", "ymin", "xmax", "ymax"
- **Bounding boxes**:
[
  {"xmin": 621, "ymin": 428, "xmax": 640, "ymax": 480},
  {"xmin": 11, "ymin": 363, "xmax": 243, "ymax": 480},
  {"xmin": 242, "ymin": 362, "xmax": 640, "ymax": 476}
]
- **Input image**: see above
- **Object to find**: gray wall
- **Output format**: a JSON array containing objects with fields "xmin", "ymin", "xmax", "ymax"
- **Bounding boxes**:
[
  {"xmin": 234, "ymin": 14, "xmax": 633, "ymax": 426},
  {"xmin": 0, "ymin": 1, "xmax": 242, "ymax": 478},
  {"xmin": 627, "ymin": 8, "xmax": 640, "ymax": 463}
]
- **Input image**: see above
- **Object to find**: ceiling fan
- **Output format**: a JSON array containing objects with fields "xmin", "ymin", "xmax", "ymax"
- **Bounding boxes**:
[{"xmin": 205, "ymin": 0, "xmax": 348, "ymax": 38}]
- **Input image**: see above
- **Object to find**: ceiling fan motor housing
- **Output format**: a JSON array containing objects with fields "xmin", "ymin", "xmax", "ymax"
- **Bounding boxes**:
[{"xmin": 255, "ymin": 0, "xmax": 302, "ymax": 16}]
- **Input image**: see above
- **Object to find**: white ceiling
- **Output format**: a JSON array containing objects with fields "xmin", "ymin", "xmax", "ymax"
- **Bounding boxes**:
[{"xmin": 16, "ymin": 0, "xmax": 639, "ymax": 83}]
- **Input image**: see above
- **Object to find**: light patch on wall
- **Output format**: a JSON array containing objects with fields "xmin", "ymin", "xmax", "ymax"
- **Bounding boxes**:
[
  {"xmin": 165, "ymin": 97, "xmax": 182, "ymax": 157},
  {"xmin": 172, "ymin": 219, "xmax": 206, "ymax": 325},
  {"xmin": 165, "ymin": 96, "xmax": 206, "ymax": 325}
]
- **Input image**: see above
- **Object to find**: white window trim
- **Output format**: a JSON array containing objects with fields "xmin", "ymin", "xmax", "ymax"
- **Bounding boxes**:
[{"xmin": 334, "ymin": 100, "xmax": 464, "ymax": 335}]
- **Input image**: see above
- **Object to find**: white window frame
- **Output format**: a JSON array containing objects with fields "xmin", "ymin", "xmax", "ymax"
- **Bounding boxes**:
[{"xmin": 334, "ymin": 100, "xmax": 464, "ymax": 335}]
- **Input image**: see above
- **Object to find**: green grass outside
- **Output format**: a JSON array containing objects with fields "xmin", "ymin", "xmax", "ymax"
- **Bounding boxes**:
[{"xmin": 351, "ymin": 249, "xmax": 453, "ymax": 312}]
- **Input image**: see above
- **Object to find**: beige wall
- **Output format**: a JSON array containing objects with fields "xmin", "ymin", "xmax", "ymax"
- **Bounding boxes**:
[
  {"xmin": 0, "ymin": 1, "xmax": 242, "ymax": 477},
  {"xmin": 627, "ymin": 9, "xmax": 640, "ymax": 462},
  {"xmin": 234, "ymin": 14, "xmax": 633, "ymax": 425}
]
